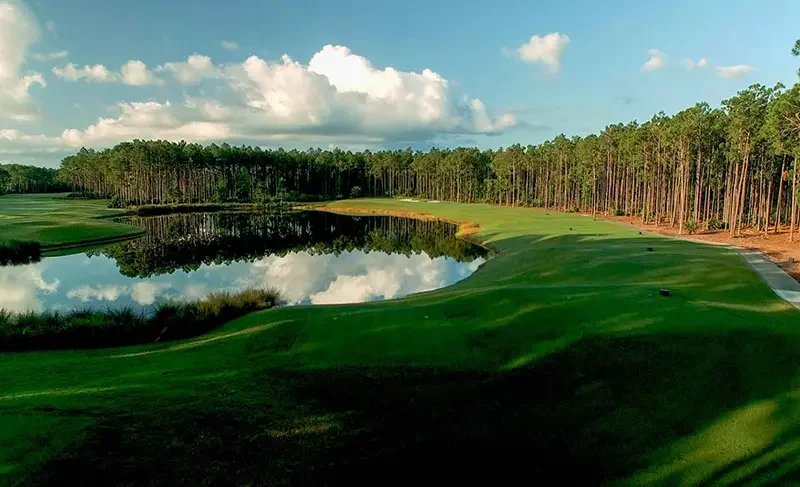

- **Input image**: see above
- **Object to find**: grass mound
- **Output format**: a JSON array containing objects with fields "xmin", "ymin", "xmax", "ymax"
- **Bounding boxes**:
[{"xmin": 0, "ymin": 287, "xmax": 281, "ymax": 352}]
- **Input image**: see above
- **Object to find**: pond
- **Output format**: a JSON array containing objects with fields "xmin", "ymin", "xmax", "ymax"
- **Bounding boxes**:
[{"xmin": 0, "ymin": 211, "xmax": 488, "ymax": 313}]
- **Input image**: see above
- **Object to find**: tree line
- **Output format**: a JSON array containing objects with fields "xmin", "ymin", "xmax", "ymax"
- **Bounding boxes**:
[
  {"xmin": 0, "ymin": 164, "xmax": 66, "ymax": 194},
  {"xmin": 47, "ymin": 43, "xmax": 800, "ymax": 240},
  {"xmin": 100, "ymin": 212, "xmax": 485, "ymax": 277}
]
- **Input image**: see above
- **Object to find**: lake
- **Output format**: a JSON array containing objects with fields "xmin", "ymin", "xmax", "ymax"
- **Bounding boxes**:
[{"xmin": 0, "ymin": 211, "xmax": 487, "ymax": 313}]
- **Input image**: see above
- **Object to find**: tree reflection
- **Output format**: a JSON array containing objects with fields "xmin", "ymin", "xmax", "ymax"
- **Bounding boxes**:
[{"xmin": 94, "ymin": 212, "xmax": 487, "ymax": 278}]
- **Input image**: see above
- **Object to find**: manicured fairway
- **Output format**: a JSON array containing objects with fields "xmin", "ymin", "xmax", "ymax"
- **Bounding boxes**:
[
  {"xmin": 1, "ymin": 199, "xmax": 799, "ymax": 485},
  {"xmin": 0, "ymin": 193, "xmax": 142, "ymax": 249}
]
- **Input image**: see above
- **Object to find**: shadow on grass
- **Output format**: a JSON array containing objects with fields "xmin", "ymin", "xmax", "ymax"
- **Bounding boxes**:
[
  {"xmin": 20, "ymin": 330, "xmax": 800, "ymax": 486},
  {"xmin": 10, "ymin": 232, "xmax": 800, "ymax": 485}
]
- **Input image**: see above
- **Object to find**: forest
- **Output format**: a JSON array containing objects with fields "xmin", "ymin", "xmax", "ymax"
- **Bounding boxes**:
[
  {"xmin": 0, "ymin": 164, "xmax": 65, "ymax": 194},
  {"xmin": 54, "ymin": 80, "xmax": 800, "ymax": 239}
]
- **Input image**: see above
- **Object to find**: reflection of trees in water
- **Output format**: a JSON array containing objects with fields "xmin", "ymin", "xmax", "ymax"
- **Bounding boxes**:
[{"xmin": 96, "ymin": 212, "xmax": 487, "ymax": 278}]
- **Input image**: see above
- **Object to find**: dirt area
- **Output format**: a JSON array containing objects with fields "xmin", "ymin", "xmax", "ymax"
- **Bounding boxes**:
[{"xmin": 607, "ymin": 215, "xmax": 800, "ymax": 282}]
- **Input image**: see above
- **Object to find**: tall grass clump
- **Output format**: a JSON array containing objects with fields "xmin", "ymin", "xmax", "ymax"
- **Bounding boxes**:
[
  {"xmin": 0, "ymin": 287, "xmax": 281, "ymax": 352},
  {"xmin": 0, "ymin": 240, "xmax": 41, "ymax": 266}
]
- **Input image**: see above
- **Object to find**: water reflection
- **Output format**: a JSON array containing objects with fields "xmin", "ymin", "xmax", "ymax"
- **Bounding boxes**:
[{"xmin": 0, "ymin": 212, "xmax": 486, "ymax": 312}]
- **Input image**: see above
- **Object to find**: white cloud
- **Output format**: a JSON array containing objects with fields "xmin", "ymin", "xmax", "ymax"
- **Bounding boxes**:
[
  {"xmin": 120, "ymin": 60, "xmax": 163, "ymax": 86},
  {"xmin": 510, "ymin": 33, "xmax": 570, "ymax": 73},
  {"xmin": 0, "ymin": 263, "xmax": 59, "ymax": 312},
  {"xmin": 242, "ymin": 249, "xmax": 483, "ymax": 305},
  {"xmin": 642, "ymin": 49, "xmax": 666, "ymax": 72},
  {"xmin": 0, "ymin": 0, "xmax": 46, "ymax": 121},
  {"xmin": 682, "ymin": 57, "xmax": 708, "ymax": 71},
  {"xmin": 227, "ymin": 44, "xmax": 515, "ymax": 136},
  {"xmin": 156, "ymin": 54, "xmax": 219, "ymax": 84},
  {"xmin": 31, "ymin": 50, "xmax": 68, "ymax": 61},
  {"xmin": 2, "ymin": 44, "xmax": 516, "ymax": 153},
  {"xmin": 54, "ymin": 60, "xmax": 163, "ymax": 86},
  {"xmin": 67, "ymin": 285, "xmax": 126, "ymax": 302},
  {"xmin": 131, "ymin": 282, "xmax": 169, "ymax": 305},
  {"xmin": 715, "ymin": 64, "xmax": 754, "ymax": 79},
  {"xmin": 45, "ymin": 20, "xmax": 55, "ymax": 32},
  {"xmin": 221, "ymin": 40, "xmax": 239, "ymax": 51},
  {"xmin": 59, "ymin": 100, "xmax": 230, "ymax": 146},
  {"xmin": 53, "ymin": 63, "xmax": 117, "ymax": 82}
]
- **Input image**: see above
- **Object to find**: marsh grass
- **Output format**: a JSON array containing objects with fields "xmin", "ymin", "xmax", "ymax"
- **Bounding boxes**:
[
  {"xmin": 0, "ymin": 240, "xmax": 41, "ymax": 266},
  {"xmin": 0, "ymin": 287, "xmax": 281, "ymax": 352}
]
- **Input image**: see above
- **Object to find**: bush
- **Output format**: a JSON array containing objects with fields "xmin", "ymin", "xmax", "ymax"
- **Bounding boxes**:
[
  {"xmin": 707, "ymin": 219, "xmax": 724, "ymax": 231},
  {"xmin": 0, "ymin": 287, "xmax": 281, "ymax": 352},
  {"xmin": 684, "ymin": 220, "xmax": 700, "ymax": 235},
  {"xmin": 107, "ymin": 196, "xmax": 128, "ymax": 209},
  {"xmin": 613, "ymin": 208, "xmax": 625, "ymax": 216},
  {"xmin": 63, "ymin": 191, "xmax": 103, "ymax": 200},
  {"xmin": 0, "ymin": 240, "xmax": 41, "ymax": 266},
  {"xmin": 350, "ymin": 186, "xmax": 363, "ymax": 199}
]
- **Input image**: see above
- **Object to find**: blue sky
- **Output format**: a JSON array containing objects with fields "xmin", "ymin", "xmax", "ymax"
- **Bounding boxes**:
[{"xmin": 1, "ymin": 0, "xmax": 799, "ymax": 167}]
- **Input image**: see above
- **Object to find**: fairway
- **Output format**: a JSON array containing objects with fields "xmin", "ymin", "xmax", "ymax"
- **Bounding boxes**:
[
  {"xmin": 2, "ymin": 199, "xmax": 800, "ymax": 485},
  {"xmin": 0, "ymin": 194, "xmax": 142, "ymax": 249}
]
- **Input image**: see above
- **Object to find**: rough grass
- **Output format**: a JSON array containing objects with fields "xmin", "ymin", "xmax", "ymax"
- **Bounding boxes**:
[
  {"xmin": 1, "ymin": 199, "xmax": 800, "ymax": 485},
  {"xmin": 0, "ymin": 288, "xmax": 281, "ymax": 352},
  {"xmin": 0, "ymin": 193, "xmax": 143, "ymax": 250}
]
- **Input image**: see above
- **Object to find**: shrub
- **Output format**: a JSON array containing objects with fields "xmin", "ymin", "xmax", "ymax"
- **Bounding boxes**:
[
  {"xmin": 350, "ymin": 186, "xmax": 363, "ymax": 198},
  {"xmin": 684, "ymin": 220, "xmax": 700, "ymax": 235},
  {"xmin": 0, "ymin": 287, "xmax": 282, "ymax": 352},
  {"xmin": 707, "ymin": 219, "xmax": 724, "ymax": 231},
  {"xmin": 63, "ymin": 191, "xmax": 103, "ymax": 200},
  {"xmin": 613, "ymin": 208, "xmax": 625, "ymax": 216},
  {"xmin": 107, "ymin": 196, "xmax": 128, "ymax": 208}
]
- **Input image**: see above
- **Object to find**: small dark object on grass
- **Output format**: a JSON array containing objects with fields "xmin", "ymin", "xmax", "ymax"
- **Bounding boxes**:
[
  {"xmin": 569, "ymin": 228, "xmax": 572, "ymax": 231},
  {"xmin": 659, "ymin": 289, "xmax": 670, "ymax": 297},
  {"xmin": 647, "ymin": 247, "xmax": 654, "ymax": 252},
  {"xmin": 639, "ymin": 232, "xmax": 642, "ymax": 235}
]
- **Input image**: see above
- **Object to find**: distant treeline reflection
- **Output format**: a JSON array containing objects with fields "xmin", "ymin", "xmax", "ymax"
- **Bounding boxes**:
[{"xmin": 97, "ymin": 211, "xmax": 486, "ymax": 278}]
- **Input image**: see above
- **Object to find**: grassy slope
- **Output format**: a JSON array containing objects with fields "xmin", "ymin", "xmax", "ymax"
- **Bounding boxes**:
[
  {"xmin": 2, "ymin": 199, "xmax": 800, "ymax": 485},
  {"xmin": 0, "ymin": 193, "xmax": 142, "ymax": 248}
]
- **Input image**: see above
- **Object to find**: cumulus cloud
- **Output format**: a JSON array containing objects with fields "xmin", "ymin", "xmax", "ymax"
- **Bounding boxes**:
[
  {"xmin": 221, "ymin": 40, "xmax": 238, "ymax": 51},
  {"xmin": 120, "ymin": 60, "xmax": 164, "ymax": 86},
  {"xmin": 0, "ymin": 0, "xmax": 46, "ymax": 121},
  {"xmin": 67, "ymin": 285, "xmax": 126, "ymax": 302},
  {"xmin": 641, "ymin": 49, "xmax": 666, "ymax": 72},
  {"xmin": 715, "ymin": 64, "xmax": 754, "ymax": 79},
  {"xmin": 242, "ymin": 249, "xmax": 483, "ymax": 305},
  {"xmin": 53, "ymin": 63, "xmax": 116, "ymax": 82},
  {"xmin": 53, "ymin": 60, "xmax": 163, "ymax": 85},
  {"xmin": 0, "ymin": 263, "xmax": 59, "ymax": 312},
  {"xmin": 130, "ymin": 282, "xmax": 169, "ymax": 305},
  {"xmin": 682, "ymin": 57, "xmax": 708, "ymax": 71},
  {"xmin": 3, "ymin": 44, "xmax": 516, "ymax": 152},
  {"xmin": 31, "ymin": 50, "xmax": 68, "ymax": 61},
  {"xmin": 156, "ymin": 54, "xmax": 219, "ymax": 84},
  {"xmin": 508, "ymin": 33, "xmax": 570, "ymax": 72}
]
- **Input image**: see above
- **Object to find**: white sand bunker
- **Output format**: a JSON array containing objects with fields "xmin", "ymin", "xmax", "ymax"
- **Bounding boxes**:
[{"xmin": 399, "ymin": 198, "xmax": 420, "ymax": 202}]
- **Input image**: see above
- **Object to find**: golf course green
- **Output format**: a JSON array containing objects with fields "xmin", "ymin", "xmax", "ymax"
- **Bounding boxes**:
[
  {"xmin": 2, "ymin": 195, "xmax": 800, "ymax": 485},
  {"xmin": 0, "ymin": 194, "xmax": 142, "ymax": 251}
]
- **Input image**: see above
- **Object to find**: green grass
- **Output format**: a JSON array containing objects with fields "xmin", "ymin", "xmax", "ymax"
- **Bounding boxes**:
[
  {"xmin": 0, "ymin": 193, "xmax": 143, "ymax": 250},
  {"xmin": 2, "ymin": 199, "xmax": 800, "ymax": 485}
]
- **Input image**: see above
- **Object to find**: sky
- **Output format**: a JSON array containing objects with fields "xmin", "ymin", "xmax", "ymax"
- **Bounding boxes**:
[{"xmin": 1, "ymin": 0, "xmax": 799, "ymax": 168}]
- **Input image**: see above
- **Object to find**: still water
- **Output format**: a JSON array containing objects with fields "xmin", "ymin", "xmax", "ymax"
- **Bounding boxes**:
[{"xmin": 0, "ymin": 212, "xmax": 487, "ymax": 313}]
